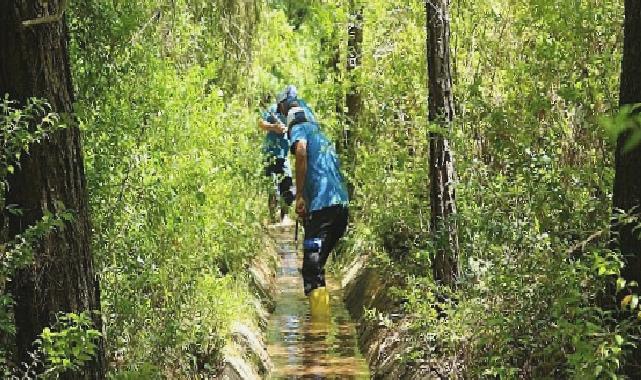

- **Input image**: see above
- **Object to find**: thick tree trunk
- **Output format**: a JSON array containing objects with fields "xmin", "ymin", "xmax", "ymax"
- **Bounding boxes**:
[
  {"xmin": 343, "ymin": 1, "xmax": 363, "ymax": 198},
  {"xmin": 426, "ymin": 0, "xmax": 459, "ymax": 285},
  {"xmin": 612, "ymin": 0, "xmax": 641, "ymax": 374},
  {"xmin": 0, "ymin": 1, "xmax": 105, "ymax": 378}
]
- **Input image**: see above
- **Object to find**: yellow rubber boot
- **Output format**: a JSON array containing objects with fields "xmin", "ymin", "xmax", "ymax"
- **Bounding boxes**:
[{"xmin": 309, "ymin": 287, "xmax": 330, "ymax": 321}]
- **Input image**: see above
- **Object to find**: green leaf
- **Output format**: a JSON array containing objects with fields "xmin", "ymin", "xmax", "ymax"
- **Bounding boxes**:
[
  {"xmin": 196, "ymin": 190, "xmax": 206, "ymax": 205},
  {"xmin": 595, "ymin": 365, "xmax": 603, "ymax": 377},
  {"xmin": 615, "ymin": 335, "xmax": 624, "ymax": 345},
  {"xmin": 624, "ymin": 129, "xmax": 641, "ymax": 153}
]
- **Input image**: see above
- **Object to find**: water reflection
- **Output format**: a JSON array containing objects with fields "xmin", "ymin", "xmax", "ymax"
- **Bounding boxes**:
[{"xmin": 267, "ymin": 227, "xmax": 370, "ymax": 379}]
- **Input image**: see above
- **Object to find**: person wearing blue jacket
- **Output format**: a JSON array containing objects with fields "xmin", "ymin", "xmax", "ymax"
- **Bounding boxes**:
[
  {"xmin": 258, "ymin": 85, "xmax": 315, "ymax": 224},
  {"xmin": 285, "ymin": 98, "xmax": 349, "ymax": 319}
]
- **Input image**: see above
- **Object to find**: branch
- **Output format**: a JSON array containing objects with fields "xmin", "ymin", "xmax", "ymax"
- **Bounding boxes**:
[
  {"xmin": 426, "ymin": 0, "xmax": 442, "ymax": 14},
  {"xmin": 566, "ymin": 229, "xmax": 607, "ymax": 258},
  {"xmin": 22, "ymin": 0, "xmax": 69, "ymax": 27},
  {"xmin": 128, "ymin": 9, "xmax": 162, "ymax": 45}
]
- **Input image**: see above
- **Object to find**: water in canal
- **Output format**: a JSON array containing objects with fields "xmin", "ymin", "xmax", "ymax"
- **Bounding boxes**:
[{"xmin": 266, "ymin": 225, "xmax": 370, "ymax": 379}]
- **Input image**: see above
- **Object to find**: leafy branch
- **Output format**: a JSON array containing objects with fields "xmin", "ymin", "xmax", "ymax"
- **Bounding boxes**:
[
  {"xmin": 600, "ymin": 103, "xmax": 641, "ymax": 152},
  {"xmin": 0, "ymin": 95, "xmax": 64, "ymax": 180}
]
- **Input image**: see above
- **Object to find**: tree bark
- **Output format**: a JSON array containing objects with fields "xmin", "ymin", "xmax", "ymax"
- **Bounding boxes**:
[
  {"xmin": 345, "ymin": 1, "xmax": 363, "ymax": 128},
  {"xmin": 426, "ymin": 0, "xmax": 459, "ymax": 285},
  {"xmin": 0, "ymin": 1, "xmax": 105, "ymax": 378},
  {"xmin": 343, "ymin": 0, "xmax": 363, "ymax": 198},
  {"xmin": 612, "ymin": 0, "xmax": 641, "ymax": 374}
]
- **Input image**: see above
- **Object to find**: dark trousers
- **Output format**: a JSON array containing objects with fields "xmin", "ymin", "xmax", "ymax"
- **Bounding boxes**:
[
  {"xmin": 264, "ymin": 157, "xmax": 295, "ymax": 205},
  {"xmin": 302, "ymin": 205, "xmax": 349, "ymax": 295}
]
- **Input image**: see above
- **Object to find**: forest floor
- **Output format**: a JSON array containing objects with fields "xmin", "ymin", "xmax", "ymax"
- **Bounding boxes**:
[{"xmin": 265, "ymin": 225, "xmax": 370, "ymax": 379}]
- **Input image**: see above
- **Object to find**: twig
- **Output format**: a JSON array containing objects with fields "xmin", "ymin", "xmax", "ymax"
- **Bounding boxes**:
[
  {"xmin": 129, "ymin": 9, "xmax": 162, "ymax": 45},
  {"xmin": 566, "ymin": 229, "xmax": 607, "ymax": 258}
]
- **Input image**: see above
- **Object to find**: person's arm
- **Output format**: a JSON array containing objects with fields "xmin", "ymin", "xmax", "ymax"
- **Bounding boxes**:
[
  {"xmin": 294, "ymin": 140, "xmax": 308, "ymax": 218},
  {"xmin": 258, "ymin": 118, "xmax": 287, "ymax": 134}
]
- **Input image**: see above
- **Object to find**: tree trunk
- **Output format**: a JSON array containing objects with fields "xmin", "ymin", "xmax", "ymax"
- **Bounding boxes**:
[
  {"xmin": 612, "ymin": 0, "xmax": 641, "ymax": 374},
  {"xmin": 345, "ymin": 1, "xmax": 363, "ymax": 128},
  {"xmin": 0, "ymin": 1, "xmax": 105, "ymax": 378},
  {"xmin": 426, "ymin": 0, "xmax": 459, "ymax": 285},
  {"xmin": 344, "ymin": 0, "xmax": 363, "ymax": 198}
]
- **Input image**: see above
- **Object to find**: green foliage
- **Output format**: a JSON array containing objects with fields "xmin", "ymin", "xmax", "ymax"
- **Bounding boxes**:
[
  {"xmin": 0, "ymin": 96, "xmax": 63, "ymax": 187},
  {"xmin": 66, "ymin": 1, "xmax": 274, "ymax": 376},
  {"xmin": 334, "ymin": 0, "xmax": 634, "ymax": 378},
  {"xmin": 19, "ymin": 0, "xmax": 631, "ymax": 377},
  {"xmin": 0, "ymin": 211, "xmax": 76, "ymax": 376},
  {"xmin": 601, "ymin": 104, "xmax": 641, "ymax": 151},
  {"xmin": 0, "ymin": 97, "xmax": 79, "ymax": 376},
  {"xmin": 38, "ymin": 312, "xmax": 102, "ymax": 378}
]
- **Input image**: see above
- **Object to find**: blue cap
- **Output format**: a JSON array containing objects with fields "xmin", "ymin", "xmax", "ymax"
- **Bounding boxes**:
[{"xmin": 276, "ymin": 85, "xmax": 297, "ymax": 103}]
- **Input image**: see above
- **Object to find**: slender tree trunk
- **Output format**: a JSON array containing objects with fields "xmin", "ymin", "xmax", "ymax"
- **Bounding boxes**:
[
  {"xmin": 345, "ymin": 0, "xmax": 363, "ymax": 129},
  {"xmin": 612, "ymin": 0, "xmax": 641, "ymax": 374},
  {"xmin": 0, "ymin": 1, "xmax": 105, "ymax": 378},
  {"xmin": 344, "ymin": 0, "xmax": 363, "ymax": 198},
  {"xmin": 426, "ymin": 0, "xmax": 459, "ymax": 285}
]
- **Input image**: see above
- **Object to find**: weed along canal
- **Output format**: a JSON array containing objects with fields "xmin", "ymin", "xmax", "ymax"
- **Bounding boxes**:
[{"xmin": 266, "ymin": 225, "xmax": 370, "ymax": 379}]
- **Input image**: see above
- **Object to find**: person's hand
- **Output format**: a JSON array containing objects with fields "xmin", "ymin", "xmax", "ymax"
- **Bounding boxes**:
[
  {"xmin": 274, "ymin": 122, "xmax": 287, "ymax": 135},
  {"xmin": 295, "ymin": 196, "xmax": 306, "ymax": 218}
]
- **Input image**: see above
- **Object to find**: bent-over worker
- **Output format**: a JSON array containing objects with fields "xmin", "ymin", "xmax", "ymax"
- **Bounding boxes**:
[{"xmin": 285, "ymin": 98, "xmax": 349, "ymax": 319}]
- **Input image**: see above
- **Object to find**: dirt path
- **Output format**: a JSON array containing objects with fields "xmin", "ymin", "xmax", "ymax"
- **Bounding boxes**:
[{"xmin": 266, "ymin": 225, "xmax": 369, "ymax": 379}]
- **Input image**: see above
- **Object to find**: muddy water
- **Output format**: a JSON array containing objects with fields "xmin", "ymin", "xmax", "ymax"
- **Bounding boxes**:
[{"xmin": 266, "ymin": 226, "xmax": 370, "ymax": 379}]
